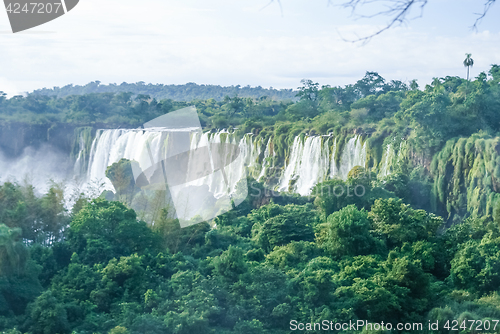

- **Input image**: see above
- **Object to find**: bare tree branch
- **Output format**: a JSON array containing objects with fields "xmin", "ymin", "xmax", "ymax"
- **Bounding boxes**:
[
  {"xmin": 264, "ymin": 0, "xmax": 496, "ymax": 42},
  {"xmin": 472, "ymin": 0, "xmax": 496, "ymax": 30},
  {"xmin": 336, "ymin": 0, "xmax": 428, "ymax": 42},
  {"xmin": 261, "ymin": 0, "xmax": 283, "ymax": 17}
]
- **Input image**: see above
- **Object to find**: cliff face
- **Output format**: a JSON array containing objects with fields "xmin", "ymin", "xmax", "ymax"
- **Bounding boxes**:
[
  {"xmin": 0, "ymin": 123, "xmax": 125, "ymax": 158},
  {"xmin": 0, "ymin": 123, "xmax": 77, "ymax": 157},
  {"xmin": 431, "ymin": 135, "xmax": 500, "ymax": 223}
]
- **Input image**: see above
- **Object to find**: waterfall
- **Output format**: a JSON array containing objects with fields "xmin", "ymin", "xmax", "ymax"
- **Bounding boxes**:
[
  {"xmin": 79, "ymin": 131, "xmax": 397, "ymax": 210},
  {"xmin": 379, "ymin": 141, "xmax": 407, "ymax": 179},
  {"xmin": 83, "ymin": 129, "xmax": 256, "ymax": 223},
  {"xmin": 247, "ymin": 135, "xmax": 261, "ymax": 173},
  {"xmin": 278, "ymin": 136, "xmax": 305, "ymax": 193},
  {"xmin": 85, "ymin": 129, "xmax": 254, "ymax": 195},
  {"xmin": 338, "ymin": 135, "xmax": 367, "ymax": 179},
  {"xmin": 293, "ymin": 137, "xmax": 330, "ymax": 195},
  {"xmin": 183, "ymin": 131, "xmax": 247, "ymax": 198},
  {"xmin": 329, "ymin": 138, "xmax": 338, "ymax": 179},
  {"xmin": 86, "ymin": 129, "xmax": 165, "ymax": 191},
  {"xmin": 73, "ymin": 134, "xmax": 87, "ymax": 177},
  {"xmin": 258, "ymin": 138, "xmax": 273, "ymax": 181},
  {"xmin": 379, "ymin": 144, "xmax": 395, "ymax": 178},
  {"xmin": 277, "ymin": 136, "xmax": 330, "ymax": 196}
]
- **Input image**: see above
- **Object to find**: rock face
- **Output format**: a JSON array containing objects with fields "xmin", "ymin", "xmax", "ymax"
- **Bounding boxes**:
[
  {"xmin": 431, "ymin": 135, "xmax": 500, "ymax": 223},
  {"xmin": 0, "ymin": 123, "xmax": 76, "ymax": 157}
]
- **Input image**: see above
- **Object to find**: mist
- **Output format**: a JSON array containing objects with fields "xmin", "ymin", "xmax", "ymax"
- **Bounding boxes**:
[{"xmin": 0, "ymin": 144, "xmax": 75, "ymax": 196}]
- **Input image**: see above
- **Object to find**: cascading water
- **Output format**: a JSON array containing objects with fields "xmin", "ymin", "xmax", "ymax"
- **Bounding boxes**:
[
  {"xmin": 258, "ymin": 138, "xmax": 274, "ymax": 181},
  {"xmin": 294, "ymin": 136, "xmax": 330, "ymax": 196},
  {"xmin": 246, "ymin": 134, "xmax": 262, "ymax": 174},
  {"xmin": 278, "ymin": 136, "xmax": 330, "ymax": 196},
  {"xmin": 83, "ymin": 128, "xmax": 255, "ymax": 224},
  {"xmin": 337, "ymin": 135, "xmax": 367, "ymax": 180},
  {"xmin": 379, "ymin": 144, "xmax": 395, "ymax": 178},
  {"xmin": 278, "ymin": 136, "xmax": 304, "ymax": 193},
  {"xmin": 73, "ymin": 135, "xmax": 87, "ymax": 177},
  {"xmin": 79, "ymin": 131, "xmax": 398, "ymax": 206},
  {"xmin": 85, "ymin": 129, "xmax": 251, "ymax": 196},
  {"xmin": 379, "ymin": 141, "xmax": 407, "ymax": 179},
  {"xmin": 329, "ymin": 138, "xmax": 338, "ymax": 179}
]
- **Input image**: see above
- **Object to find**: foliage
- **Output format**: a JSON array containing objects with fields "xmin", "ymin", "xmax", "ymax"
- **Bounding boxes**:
[
  {"xmin": 316, "ymin": 205, "xmax": 379, "ymax": 258},
  {"xmin": 2, "ymin": 67, "xmax": 500, "ymax": 332},
  {"xmin": 0, "ymin": 177, "xmax": 498, "ymax": 333},
  {"xmin": 31, "ymin": 81, "xmax": 297, "ymax": 102}
]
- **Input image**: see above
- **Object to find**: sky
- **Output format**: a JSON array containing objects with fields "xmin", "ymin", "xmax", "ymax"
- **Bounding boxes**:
[{"xmin": 0, "ymin": 0, "xmax": 500, "ymax": 96}]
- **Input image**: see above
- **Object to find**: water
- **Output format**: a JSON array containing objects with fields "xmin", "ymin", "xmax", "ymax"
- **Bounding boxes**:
[
  {"xmin": 0, "ymin": 130, "xmax": 390, "ymax": 202},
  {"xmin": 83, "ymin": 132, "xmax": 374, "ymax": 198},
  {"xmin": 337, "ymin": 135, "xmax": 367, "ymax": 180},
  {"xmin": 379, "ymin": 144, "xmax": 395, "ymax": 178},
  {"xmin": 278, "ymin": 136, "xmax": 331, "ymax": 195},
  {"xmin": 258, "ymin": 138, "xmax": 273, "ymax": 181},
  {"xmin": 379, "ymin": 141, "xmax": 407, "ymax": 179}
]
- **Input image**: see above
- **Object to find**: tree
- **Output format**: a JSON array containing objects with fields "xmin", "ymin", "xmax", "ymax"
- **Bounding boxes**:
[
  {"xmin": 39, "ymin": 184, "xmax": 68, "ymax": 246},
  {"xmin": 296, "ymin": 79, "xmax": 320, "ymax": 102},
  {"xmin": 369, "ymin": 198, "xmax": 442, "ymax": 247},
  {"xmin": 105, "ymin": 158, "xmax": 137, "ymax": 204},
  {"xmin": 450, "ymin": 235, "xmax": 500, "ymax": 295},
  {"xmin": 464, "ymin": 53, "xmax": 474, "ymax": 81},
  {"xmin": 68, "ymin": 199, "xmax": 160, "ymax": 264},
  {"xmin": 265, "ymin": 241, "xmax": 321, "ymax": 272},
  {"xmin": 233, "ymin": 319, "xmax": 265, "ymax": 334},
  {"xmin": 0, "ymin": 224, "xmax": 28, "ymax": 276},
  {"xmin": 109, "ymin": 326, "xmax": 130, "ymax": 334},
  {"xmin": 212, "ymin": 245, "xmax": 247, "ymax": 282},
  {"xmin": 0, "ymin": 224, "xmax": 42, "ymax": 317},
  {"xmin": 251, "ymin": 204, "xmax": 317, "ymax": 252},
  {"xmin": 410, "ymin": 79, "xmax": 419, "ymax": 90},
  {"xmin": 27, "ymin": 291, "xmax": 70, "ymax": 334},
  {"xmin": 0, "ymin": 182, "xmax": 29, "ymax": 234},
  {"xmin": 152, "ymin": 208, "xmax": 210, "ymax": 254},
  {"xmin": 316, "ymin": 205, "xmax": 379, "ymax": 258},
  {"xmin": 354, "ymin": 72, "xmax": 385, "ymax": 97},
  {"xmin": 339, "ymin": 1, "xmax": 496, "ymax": 41}
]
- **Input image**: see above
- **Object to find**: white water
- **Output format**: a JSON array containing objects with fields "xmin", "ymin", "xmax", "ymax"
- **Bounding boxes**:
[
  {"xmin": 337, "ymin": 135, "xmax": 367, "ymax": 180},
  {"xmin": 379, "ymin": 141, "xmax": 407, "ymax": 179},
  {"xmin": 379, "ymin": 144, "xmax": 395, "ymax": 178},
  {"xmin": 78, "ymin": 131, "xmax": 399, "ymax": 209},
  {"xmin": 83, "ymin": 128, "xmax": 254, "ymax": 225},
  {"xmin": 258, "ymin": 138, "xmax": 274, "ymax": 181},
  {"xmin": 73, "ymin": 135, "xmax": 87, "ymax": 177},
  {"xmin": 276, "ymin": 135, "xmax": 368, "ymax": 195},
  {"xmin": 0, "ymin": 128, "xmax": 406, "ymax": 225},
  {"xmin": 278, "ymin": 136, "xmax": 304, "ymax": 193},
  {"xmin": 278, "ymin": 136, "xmax": 331, "ymax": 195},
  {"xmin": 329, "ymin": 139, "xmax": 338, "ymax": 179}
]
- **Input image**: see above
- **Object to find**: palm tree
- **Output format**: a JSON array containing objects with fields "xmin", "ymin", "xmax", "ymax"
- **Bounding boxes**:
[{"xmin": 463, "ymin": 53, "xmax": 474, "ymax": 81}]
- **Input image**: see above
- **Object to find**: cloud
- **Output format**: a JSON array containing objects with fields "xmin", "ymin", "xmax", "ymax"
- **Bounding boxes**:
[
  {"xmin": 0, "ymin": 0, "xmax": 499, "ymax": 94},
  {"xmin": 0, "ymin": 77, "xmax": 21, "ymax": 96}
]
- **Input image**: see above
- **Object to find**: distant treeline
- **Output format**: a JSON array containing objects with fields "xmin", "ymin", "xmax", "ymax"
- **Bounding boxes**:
[{"xmin": 31, "ymin": 81, "xmax": 298, "ymax": 102}]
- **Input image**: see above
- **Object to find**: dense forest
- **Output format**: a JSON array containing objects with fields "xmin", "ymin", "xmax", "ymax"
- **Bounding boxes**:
[
  {"xmin": 30, "ymin": 82, "xmax": 298, "ymax": 102},
  {"xmin": 2, "ymin": 66, "xmax": 500, "ymax": 333}
]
